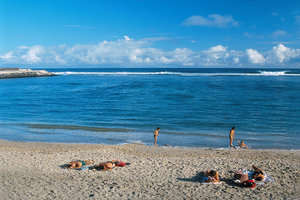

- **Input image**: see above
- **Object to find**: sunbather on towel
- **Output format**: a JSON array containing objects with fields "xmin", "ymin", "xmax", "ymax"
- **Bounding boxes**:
[
  {"xmin": 92, "ymin": 161, "xmax": 116, "ymax": 171},
  {"xmin": 65, "ymin": 160, "xmax": 94, "ymax": 169},
  {"xmin": 203, "ymin": 170, "xmax": 220, "ymax": 183},
  {"xmin": 251, "ymin": 165, "xmax": 265, "ymax": 181},
  {"xmin": 234, "ymin": 168, "xmax": 249, "ymax": 183},
  {"xmin": 92, "ymin": 160, "xmax": 129, "ymax": 170},
  {"xmin": 234, "ymin": 165, "xmax": 265, "ymax": 184}
]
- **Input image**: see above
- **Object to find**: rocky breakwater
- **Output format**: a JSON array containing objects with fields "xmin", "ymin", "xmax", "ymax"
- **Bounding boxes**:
[{"xmin": 0, "ymin": 68, "xmax": 55, "ymax": 79}]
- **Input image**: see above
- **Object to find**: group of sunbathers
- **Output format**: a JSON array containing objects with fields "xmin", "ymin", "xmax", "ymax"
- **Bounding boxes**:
[
  {"xmin": 203, "ymin": 165, "xmax": 266, "ymax": 188},
  {"xmin": 65, "ymin": 160, "xmax": 268, "ymax": 188},
  {"xmin": 64, "ymin": 160, "xmax": 128, "ymax": 170},
  {"xmin": 63, "ymin": 127, "xmax": 263, "ymax": 189}
]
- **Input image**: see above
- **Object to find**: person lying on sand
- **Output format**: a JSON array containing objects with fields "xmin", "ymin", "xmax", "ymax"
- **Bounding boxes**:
[
  {"xmin": 251, "ymin": 165, "xmax": 265, "ymax": 181},
  {"xmin": 92, "ymin": 161, "xmax": 115, "ymax": 171},
  {"xmin": 234, "ymin": 165, "xmax": 265, "ymax": 184},
  {"xmin": 238, "ymin": 140, "xmax": 248, "ymax": 149},
  {"xmin": 92, "ymin": 160, "xmax": 130, "ymax": 171},
  {"xmin": 65, "ymin": 160, "xmax": 94, "ymax": 169},
  {"xmin": 234, "ymin": 169, "xmax": 249, "ymax": 183},
  {"xmin": 203, "ymin": 170, "xmax": 220, "ymax": 183}
]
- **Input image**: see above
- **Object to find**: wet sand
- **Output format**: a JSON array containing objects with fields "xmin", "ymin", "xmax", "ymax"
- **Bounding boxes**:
[{"xmin": 0, "ymin": 140, "xmax": 299, "ymax": 199}]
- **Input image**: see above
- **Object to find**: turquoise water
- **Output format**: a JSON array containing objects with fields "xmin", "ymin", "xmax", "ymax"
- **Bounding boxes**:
[{"xmin": 0, "ymin": 68, "xmax": 299, "ymax": 149}]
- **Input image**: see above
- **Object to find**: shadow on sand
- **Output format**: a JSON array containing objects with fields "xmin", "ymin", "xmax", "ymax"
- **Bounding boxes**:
[
  {"xmin": 177, "ymin": 172, "xmax": 205, "ymax": 182},
  {"xmin": 60, "ymin": 164, "xmax": 69, "ymax": 169},
  {"xmin": 177, "ymin": 171, "xmax": 243, "ymax": 187}
]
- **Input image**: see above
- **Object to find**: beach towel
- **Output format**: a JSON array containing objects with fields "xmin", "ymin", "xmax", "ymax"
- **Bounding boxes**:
[
  {"xmin": 115, "ymin": 161, "xmax": 126, "ymax": 167},
  {"xmin": 78, "ymin": 166, "xmax": 89, "ymax": 170},
  {"xmin": 234, "ymin": 170, "xmax": 274, "ymax": 186},
  {"xmin": 243, "ymin": 180, "xmax": 256, "ymax": 188},
  {"xmin": 252, "ymin": 173, "xmax": 275, "ymax": 186},
  {"xmin": 234, "ymin": 169, "xmax": 274, "ymax": 187}
]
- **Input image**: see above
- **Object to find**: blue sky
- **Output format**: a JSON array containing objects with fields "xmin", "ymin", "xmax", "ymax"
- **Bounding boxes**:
[{"xmin": 1, "ymin": 0, "xmax": 300, "ymax": 67}]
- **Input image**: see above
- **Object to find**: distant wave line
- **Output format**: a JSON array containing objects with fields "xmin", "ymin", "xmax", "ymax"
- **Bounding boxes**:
[
  {"xmin": 54, "ymin": 71, "xmax": 300, "ymax": 76},
  {"xmin": 15, "ymin": 123, "xmax": 132, "ymax": 132}
]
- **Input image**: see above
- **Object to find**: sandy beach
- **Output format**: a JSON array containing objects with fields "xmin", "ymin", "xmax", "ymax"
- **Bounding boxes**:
[{"xmin": 0, "ymin": 140, "xmax": 299, "ymax": 200}]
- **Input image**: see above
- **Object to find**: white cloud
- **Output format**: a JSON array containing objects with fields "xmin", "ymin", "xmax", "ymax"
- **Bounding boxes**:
[
  {"xmin": 207, "ymin": 45, "xmax": 227, "ymax": 52},
  {"xmin": 20, "ymin": 45, "xmax": 44, "ymax": 63},
  {"xmin": 246, "ymin": 49, "xmax": 265, "ymax": 64},
  {"xmin": 271, "ymin": 30, "xmax": 288, "ymax": 38},
  {"xmin": 62, "ymin": 38, "xmax": 145, "ymax": 64},
  {"xmin": 1, "ymin": 37, "xmax": 300, "ymax": 67},
  {"xmin": 266, "ymin": 44, "xmax": 300, "ymax": 63},
  {"xmin": 182, "ymin": 14, "xmax": 238, "ymax": 28},
  {"xmin": 202, "ymin": 45, "xmax": 229, "ymax": 64},
  {"xmin": 0, "ymin": 51, "xmax": 13, "ymax": 59},
  {"xmin": 124, "ymin": 35, "xmax": 131, "ymax": 41},
  {"xmin": 233, "ymin": 57, "xmax": 239, "ymax": 64},
  {"xmin": 159, "ymin": 56, "xmax": 172, "ymax": 64},
  {"xmin": 170, "ymin": 48, "xmax": 194, "ymax": 65}
]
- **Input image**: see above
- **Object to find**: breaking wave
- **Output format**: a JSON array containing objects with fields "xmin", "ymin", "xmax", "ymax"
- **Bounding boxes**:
[{"xmin": 54, "ymin": 71, "xmax": 300, "ymax": 76}]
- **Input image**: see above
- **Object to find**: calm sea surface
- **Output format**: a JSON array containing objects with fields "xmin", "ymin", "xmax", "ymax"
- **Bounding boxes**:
[{"xmin": 0, "ymin": 68, "xmax": 299, "ymax": 149}]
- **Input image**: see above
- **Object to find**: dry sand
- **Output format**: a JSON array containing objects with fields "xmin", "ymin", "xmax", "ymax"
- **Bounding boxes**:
[{"xmin": 0, "ymin": 140, "xmax": 299, "ymax": 200}]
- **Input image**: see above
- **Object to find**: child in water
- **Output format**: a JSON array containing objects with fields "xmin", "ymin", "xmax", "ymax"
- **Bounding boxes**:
[{"xmin": 238, "ymin": 140, "xmax": 248, "ymax": 149}]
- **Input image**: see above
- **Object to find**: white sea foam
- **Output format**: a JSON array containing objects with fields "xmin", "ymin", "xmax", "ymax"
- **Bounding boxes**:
[
  {"xmin": 54, "ymin": 71, "xmax": 188, "ymax": 76},
  {"xmin": 54, "ymin": 71, "xmax": 300, "ymax": 76},
  {"xmin": 258, "ymin": 71, "xmax": 289, "ymax": 76}
]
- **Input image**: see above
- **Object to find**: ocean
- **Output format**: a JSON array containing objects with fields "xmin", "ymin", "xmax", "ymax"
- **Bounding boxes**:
[{"xmin": 0, "ymin": 68, "xmax": 299, "ymax": 149}]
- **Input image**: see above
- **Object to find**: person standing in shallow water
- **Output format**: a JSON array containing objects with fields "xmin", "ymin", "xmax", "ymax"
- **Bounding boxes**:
[
  {"xmin": 229, "ymin": 127, "xmax": 235, "ymax": 147},
  {"xmin": 154, "ymin": 127, "xmax": 160, "ymax": 146}
]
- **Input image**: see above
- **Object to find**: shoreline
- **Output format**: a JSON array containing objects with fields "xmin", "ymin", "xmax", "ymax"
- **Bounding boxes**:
[
  {"xmin": 1, "ymin": 139, "xmax": 300, "ymax": 154},
  {"xmin": 0, "ymin": 123, "xmax": 298, "ymax": 150},
  {"xmin": 1, "ymin": 139, "xmax": 299, "ymax": 199},
  {"xmin": 1, "ymin": 137, "xmax": 299, "ymax": 151}
]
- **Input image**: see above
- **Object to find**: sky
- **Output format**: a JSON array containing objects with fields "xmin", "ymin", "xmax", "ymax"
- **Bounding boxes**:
[{"xmin": 0, "ymin": 0, "xmax": 300, "ymax": 68}]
